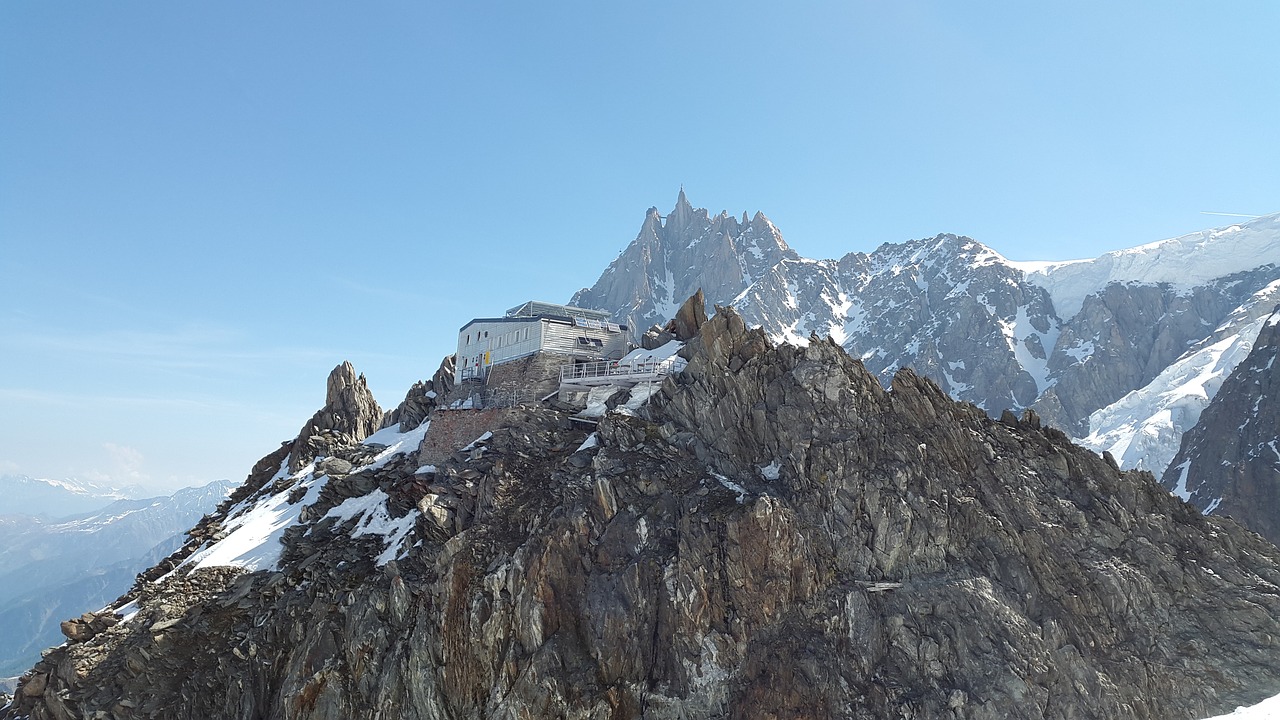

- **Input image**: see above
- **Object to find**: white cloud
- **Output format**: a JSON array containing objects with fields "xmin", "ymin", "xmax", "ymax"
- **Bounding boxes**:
[{"xmin": 81, "ymin": 442, "xmax": 149, "ymax": 486}]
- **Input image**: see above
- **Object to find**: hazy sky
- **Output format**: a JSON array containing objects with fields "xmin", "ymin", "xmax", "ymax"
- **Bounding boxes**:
[{"xmin": 2, "ymin": 2, "xmax": 1277, "ymax": 495}]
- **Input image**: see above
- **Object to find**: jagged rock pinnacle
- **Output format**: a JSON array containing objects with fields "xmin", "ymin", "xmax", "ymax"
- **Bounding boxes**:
[
  {"xmin": 289, "ymin": 361, "xmax": 382, "ymax": 471},
  {"xmin": 665, "ymin": 289, "xmax": 708, "ymax": 342}
]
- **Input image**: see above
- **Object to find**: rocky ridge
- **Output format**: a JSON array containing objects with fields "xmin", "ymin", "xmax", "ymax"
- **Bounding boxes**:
[
  {"xmin": 7, "ymin": 304, "xmax": 1280, "ymax": 719},
  {"xmin": 288, "ymin": 361, "xmax": 383, "ymax": 473}
]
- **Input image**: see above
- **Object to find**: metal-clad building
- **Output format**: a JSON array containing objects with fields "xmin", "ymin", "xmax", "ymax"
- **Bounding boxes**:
[{"xmin": 455, "ymin": 301, "xmax": 629, "ymax": 383}]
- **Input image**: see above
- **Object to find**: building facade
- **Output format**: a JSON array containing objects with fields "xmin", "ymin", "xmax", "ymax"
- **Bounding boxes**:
[{"xmin": 455, "ymin": 301, "xmax": 629, "ymax": 384}]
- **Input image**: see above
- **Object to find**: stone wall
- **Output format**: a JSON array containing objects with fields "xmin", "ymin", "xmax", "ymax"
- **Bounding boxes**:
[
  {"xmin": 418, "ymin": 408, "xmax": 514, "ymax": 465},
  {"xmin": 484, "ymin": 352, "xmax": 566, "ymax": 401}
]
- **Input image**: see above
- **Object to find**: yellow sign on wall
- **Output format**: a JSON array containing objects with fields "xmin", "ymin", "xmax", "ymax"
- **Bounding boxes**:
[{"xmin": 483, "ymin": 351, "xmax": 491, "ymax": 365}]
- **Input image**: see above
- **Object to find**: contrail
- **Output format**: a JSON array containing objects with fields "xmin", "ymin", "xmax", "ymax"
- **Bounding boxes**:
[{"xmin": 1201, "ymin": 211, "xmax": 1263, "ymax": 218}]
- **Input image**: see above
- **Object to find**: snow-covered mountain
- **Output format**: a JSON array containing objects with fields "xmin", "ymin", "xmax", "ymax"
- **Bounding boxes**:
[
  {"xmin": 0, "ymin": 479, "xmax": 233, "ymax": 676},
  {"xmin": 1080, "ymin": 280, "xmax": 1280, "ymax": 475},
  {"xmin": 1016, "ymin": 213, "xmax": 1280, "ymax": 318},
  {"xmin": 574, "ymin": 194, "xmax": 1280, "ymax": 476},
  {"xmin": 0, "ymin": 475, "xmax": 141, "ymax": 519},
  {"xmin": 1160, "ymin": 307, "xmax": 1280, "ymax": 544}
]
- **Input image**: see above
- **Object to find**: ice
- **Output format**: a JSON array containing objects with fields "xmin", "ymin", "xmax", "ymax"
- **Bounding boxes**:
[
  {"xmin": 1082, "ymin": 316, "xmax": 1267, "ymax": 476},
  {"xmin": 1019, "ymin": 213, "xmax": 1280, "ymax": 319}
]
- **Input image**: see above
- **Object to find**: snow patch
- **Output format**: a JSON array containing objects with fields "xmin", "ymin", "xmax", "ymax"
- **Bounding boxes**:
[
  {"xmin": 319, "ymin": 488, "xmax": 419, "ymax": 566},
  {"xmin": 759, "ymin": 460, "xmax": 781, "ymax": 481},
  {"xmin": 184, "ymin": 464, "xmax": 326, "ymax": 573},
  {"xmin": 356, "ymin": 421, "xmax": 431, "ymax": 472},
  {"xmin": 461, "ymin": 431, "xmax": 492, "ymax": 451},
  {"xmin": 1198, "ymin": 689, "xmax": 1280, "ymax": 719},
  {"xmin": 109, "ymin": 599, "xmax": 140, "ymax": 624},
  {"xmin": 710, "ymin": 472, "xmax": 748, "ymax": 503}
]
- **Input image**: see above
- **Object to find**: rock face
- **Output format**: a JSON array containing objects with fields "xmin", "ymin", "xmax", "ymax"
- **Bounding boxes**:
[
  {"xmin": 666, "ymin": 288, "xmax": 707, "ymax": 341},
  {"xmin": 381, "ymin": 355, "xmax": 455, "ymax": 433},
  {"xmin": 1162, "ymin": 308, "xmax": 1280, "ymax": 544},
  {"xmin": 9, "ymin": 306, "xmax": 1280, "ymax": 719}
]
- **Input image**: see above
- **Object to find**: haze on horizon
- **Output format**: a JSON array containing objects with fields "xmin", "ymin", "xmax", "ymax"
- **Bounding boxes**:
[{"xmin": 1, "ymin": 2, "xmax": 1277, "ymax": 495}]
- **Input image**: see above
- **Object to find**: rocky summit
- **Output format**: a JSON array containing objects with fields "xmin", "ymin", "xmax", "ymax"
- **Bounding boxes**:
[{"xmin": 8, "ymin": 306, "xmax": 1280, "ymax": 719}]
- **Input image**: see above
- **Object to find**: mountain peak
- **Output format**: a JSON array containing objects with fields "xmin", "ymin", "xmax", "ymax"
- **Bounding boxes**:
[
  {"xmin": 572, "ymin": 195, "xmax": 796, "ymax": 331},
  {"xmin": 667, "ymin": 187, "xmax": 696, "ymax": 233}
]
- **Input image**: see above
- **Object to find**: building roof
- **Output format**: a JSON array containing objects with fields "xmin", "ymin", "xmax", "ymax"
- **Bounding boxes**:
[
  {"xmin": 457, "ymin": 315, "xmax": 544, "ymax": 333},
  {"xmin": 505, "ymin": 301, "xmax": 611, "ymax": 321}
]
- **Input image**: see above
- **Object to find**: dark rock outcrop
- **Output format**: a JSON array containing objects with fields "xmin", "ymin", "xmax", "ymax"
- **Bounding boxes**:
[
  {"xmin": 1162, "ymin": 308, "xmax": 1280, "ymax": 543},
  {"xmin": 665, "ymin": 288, "xmax": 707, "ymax": 341},
  {"xmin": 8, "ymin": 306, "xmax": 1280, "ymax": 720}
]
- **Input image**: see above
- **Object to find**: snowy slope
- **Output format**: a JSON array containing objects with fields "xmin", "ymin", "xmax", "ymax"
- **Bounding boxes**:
[
  {"xmin": 1080, "ymin": 280, "xmax": 1280, "ymax": 475},
  {"xmin": 182, "ymin": 421, "xmax": 429, "ymax": 573},
  {"xmin": 1016, "ymin": 212, "xmax": 1280, "ymax": 319}
]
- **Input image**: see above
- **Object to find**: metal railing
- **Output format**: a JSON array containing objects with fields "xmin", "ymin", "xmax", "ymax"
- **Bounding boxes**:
[
  {"xmin": 450, "ymin": 388, "xmax": 546, "ymax": 410},
  {"xmin": 558, "ymin": 357, "xmax": 683, "ymax": 383}
]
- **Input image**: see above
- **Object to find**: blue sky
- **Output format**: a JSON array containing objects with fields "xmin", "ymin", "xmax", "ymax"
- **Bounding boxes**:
[{"xmin": 2, "ymin": 2, "xmax": 1277, "ymax": 494}]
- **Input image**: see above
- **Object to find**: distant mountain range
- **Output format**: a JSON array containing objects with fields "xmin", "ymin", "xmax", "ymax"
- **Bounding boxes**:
[
  {"xmin": 575, "ymin": 192, "xmax": 1280, "ymax": 538},
  {"xmin": 0, "ymin": 475, "xmax": 145, "ymax": 518},
  {"xmin": 0, "ymin": 479, "xmax": 233, "ymax": 677}
]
